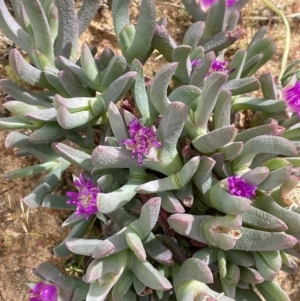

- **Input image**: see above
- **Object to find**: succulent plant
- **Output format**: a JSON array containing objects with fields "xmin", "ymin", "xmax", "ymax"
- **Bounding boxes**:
[{"xmin": 1, "ymin": 0, "xmax": 300, "ymax": 300}]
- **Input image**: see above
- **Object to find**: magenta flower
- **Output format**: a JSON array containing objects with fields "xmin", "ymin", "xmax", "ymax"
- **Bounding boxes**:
[
  {"xmin": 191, "ymin": 58, "xmax": 228, "ymax": 76},
  {"xmin": 120, "ymin": 118, "xmax": 162, "ymax": 165},
  {"xmin": 211, "ymin": 59, "xmax": 228, "ymax": 73},
  {"xmin": 227, "ymin": 0, "xmax": 237, "ymax": 6},
  {"xmin": 199, "ymin": 0, "xmax": 237, "ymax": 11},
  {"xmin": 282, "ymin": 81, "xmax": 300, "ymax": 118},
  {"xmin": 191, "ymin": 59, "xmax": 201, "ymax": 68},
  {"xmin": 227, "ymin": 175, "xmax": 257, "ymax": 198},
  {"xmin": 67, "ymin": 174, "xmax": 101, "ymax": 219},
  {"xmin": 29, "ymin": 282, "xmax": 58, "ymax": 301}
]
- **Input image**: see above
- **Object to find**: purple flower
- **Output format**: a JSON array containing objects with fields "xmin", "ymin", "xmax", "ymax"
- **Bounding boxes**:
[
  {"xmin": 67, "ymin": 174, "xmax": 101, "ymax": 219},
  {"xmin": 29, "ymin": 282, "xmax": 58, "ymax": 301},
  {"xmin": 211, "ymin": 59, "xmax": 228, "ymax": 73},
  {"xmin": 199, "ymin": 0, "xmax": 237, "ymax": 11},
  {"xmin": 282, "ymin": 81, "xmax": 300, "ymax": 118},
  {"xmin": 227, "ymin": 0, "xmax": 237, "ymax": 6},
  {"xmin": 120, "ymin": 118, "xmax": 162, "ymax": 165},
  {"xmin": 227, "ymin": 175, "xmax": 257, "ymax": 198},
  {"xmin": 191, "ymin": 59, "xmax": 201, "ymax": 68},
  {"xmin": 191, "ymin": 58, "xmax": 228, "ymax": 77}
]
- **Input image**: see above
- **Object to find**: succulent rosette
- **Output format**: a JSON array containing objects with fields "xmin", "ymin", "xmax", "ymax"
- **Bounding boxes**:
[{"xmin": 0, "ymin": 0, "xmax": 300, "ymax": 301}]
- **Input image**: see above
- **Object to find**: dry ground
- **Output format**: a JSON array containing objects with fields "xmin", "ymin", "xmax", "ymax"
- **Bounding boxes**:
[{"xmin": 1, "ymin": 0, "xmax": 300, "ymax": 300}]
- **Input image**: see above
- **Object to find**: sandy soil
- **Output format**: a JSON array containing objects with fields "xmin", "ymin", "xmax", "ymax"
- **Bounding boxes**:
[{"xmin": 1, "ymin": 0, "xmax": 300, "ymax": 300}]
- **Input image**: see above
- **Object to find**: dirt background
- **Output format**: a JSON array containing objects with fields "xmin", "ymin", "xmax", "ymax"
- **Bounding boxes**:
[{"xmin": 1, "ymin": 0, "xmax": 300, "ymax": 300}]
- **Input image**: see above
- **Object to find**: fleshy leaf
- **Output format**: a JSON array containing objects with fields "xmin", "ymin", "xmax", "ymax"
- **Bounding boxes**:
[
  {"xmin": 192, "ymin": 125, "xmax": 237, "ymax": 153},
  {"xmin": 218, "ymin": 142, "xmax": 243, "ymax": 160},
  {"xmin": 242, "ymin": 37, "xmax": 277, "ymax": 77},
  {"xmin": 174, "ymin": 258, "xmax": 213, "ymax": 287},
  {"xmin": 27, "ymin": 123, "xmax": 65, "ymax": 144},
  {"xmin": 58, "ymin": 69, "xmax": 92, "ymax": 97},
  {"xmin": 193, "ymin": 156, "xmax": 216, "ymax": 197},
  {"xmin": 136, "ymin": 156, "xmax": 200, "ymax": 193},
  {"xmin": 172, "ymin": 45, "xmax": 192, "ymax": 84},
  {"xmin": 232, "ymin": 97, "xmax": 287, "ymax": 113},
  {"xmin": 168, "ymin": 85, "xmax": 201, "ymax": 111},
  {"xmin": 208, "ymin": 180, "xmax": 252, "ymax": 214},
  {"xmin": 233, "ymin": 227, "xmax": 297, "ymax": 251},
  {"xmin": 97, "ymin": 169, "xmax": 147, "ymax": 214},
  {"xmin": 9, "ymin": 49, "xmax": 53, "ymax": 89},
  {"xmin": 52, "ymin": 142, "xmax": 94, "ymax": 172},
  {"xmin": 119, "ymin": 24, "xmax": 135, "ymax": 53},
  {"xmin": 260, "ymin": 73, "xmax": 278, "ymax": 99},
  {"xmin": 92, "ymin": 230, "xmax": 128, "ymax": 259},
  {"xmin": 213, "ymin": 89, "xmax": 232, "ymax": 129},
  {"xmin": 175, "ymin": 280, "xmax": 235, "ymax": 301},
  {"xmin": 257, "ymin": 165, "xmax": 292, "ymax": 191},
  {"xmin": 181, "ymin": 0, "xmax": 206, "ymax": 21},
  {"xmin": 125, "ymin": 228, "xmax": 146, "ymax": 261},
  {"xmin": 201, "ymin": 215, "xmax": 242, "ymax": 250},
  {"xmin": 235, "ymin": 120, "xmax": 285, "ymax": 142},
  {"xmin": 101, "ymin": 71, "xmax": 137, "ymax": 105},
  {"xmin": 240, "ymin": 206, "xmax": 288, "ymax": 232},
  {"xmin": 143, "ymin": 233, "xmax": 174, "ymax": 266},
  {"xmin": 0, "ymin": 116, "xmax": 37, "ymax": 130},
  {"xmin": 123, "ymin": 0, "xmax": 155, "ymax": 64},
  {"xmin": 202, "ymin": 0, "xmax": 226, "ymax": 39},
  {"xmin": 228, "ymin": 49, "xmax": 247, "ymax": 80},
  {"xmin": 183, "ymin": 21, "xmax": 205, "ymax": 48},
  {"xmin": 53, "ymin": 218, "xmax": 91, "ymax": 257},
  {"xmin": 150, "ymin": 62, "xmax": 178, "ymax": 114},
  {"xmin": 77, "ymin": 0, "xmax": 103, "ymax": 35},
  {"xmin": 22, "ymin": 0, "xmax": 54, "ymax": 62},
  {"xmin": 111, "ymin": 269, "xmax": 133, "ymax": 301},
  {"xmin": 107, "ymin": 102, "xmax": 129, "ymax": 143},
  {"xmin": 193, "ymin": 247, "xmax": 218, "ymax": 265},
  {"xmin": 55, "ymin": 55, "xmax": 99, "ymax": 90},
  {"xmin": 233, "ymin": 135, "xmax": 297, "ymax": 171},
  {"xmin": 23, "ymin": 160, "xmax": 70, "ymax": 208},
  {"xmin": 54, "ymin": 0, "xmax": 76, "ymax": 59},
  {"xmin": 129, "ymin": 254, "xmax": 172, "ymax": 291},
  {"xmin": 225, "ymin": 77, "xmax": 261, "ymax": 95},
  {"xmin": 201, "ymin": 28, "xmax": 242, "ymax": 53},
  {"xmin": 1, "ymin": 161, "xmax": 57, "ymax": 179},
  {"xmin": 65, "ymin": 238, "xmax": 101, "ymax": 256},
  {"xmin": 152, "ymin": 21, "xmax": 177, "ymax": 62},
  {"xmin": 194, "ymin": 72, "xmax": 228, "ymax": 132},
  {"xmin": 80, "ymin": 43, "xmax": 102, "ymax": 86},
  {"xmin": 253, "ymin": 195, "xmax": 300, "ymax": 233},
  {"xmin": 157, "ymin": 190, "xmax": 185, "ymax": 213},
  {"xmin": 0, "ymin": 0, "xmax": 31, "ymax": 53},
  {"xmin": 100, "ymin": 55, "xmax": 126, "ymax": 91},
  {"xmin": 5, "ymin": 131, "xmax": 58, "ymax": 160},
  {"xmin": 0, "ymin": 79, "xmax": 52, "ymax": 107},
  {"xmin": 130, "ymin": 59, "xmax": 152, "ymax": 120},
  {"xmin": 127, "ymin": 197, "xmax": 161, "ymax": 240},
  {"xmin": 225, "ymin": 249, "xmax": 255, "ymax": 267},
  {"xmin": 42, "ymin": 194, "xmax": 76, "ymax": 210},
  {"xmin": 239, "ymin": 267, "xmax": 264, "ymax": 284},
  {"xmin": 256, "ymin": 280, "xmax": 291, "ymax": 301},
  {"xmin": 157, "ymin": 101, "xmax": 188, "ymax": 167},
  {"xmin": 220, "ymin": 262, "xmax": 239, "ymax": 298},
  {"xmin": 253, "ymin": 251, "xmax": 282, "ymax": 281},
  {"xmin": 167, "ymin": 213, "xmax": 211, "ymax": 245},
  {"xmin": 190, "ymin": 51, "xmax": 214, "ymax": 87}
]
